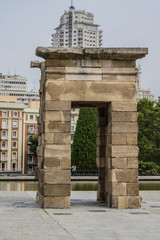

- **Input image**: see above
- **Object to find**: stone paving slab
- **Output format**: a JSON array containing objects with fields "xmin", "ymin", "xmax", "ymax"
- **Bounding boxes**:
[{"xmin": 0, "ymin": 191, "xmax": 160, "ymax": 240}]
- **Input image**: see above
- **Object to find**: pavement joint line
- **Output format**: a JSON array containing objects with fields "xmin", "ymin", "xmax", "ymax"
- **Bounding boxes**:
[{"xmin": 44, "ymin": 209, "xmax": 75, "ymax": 240}]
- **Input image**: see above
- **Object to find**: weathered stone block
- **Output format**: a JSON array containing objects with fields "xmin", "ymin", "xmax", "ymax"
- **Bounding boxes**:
[
  {"xmin": 128, "ymin": 196, "xmax": 141, "ymax": 208},
  {"xmin": 126, "ymin": 183, "xmax": 139, "ymax": 196},
  {"xmin": 45, "ymin": 81, "xmax": 136, "ymax": 102},
  {"xmin": 127, "ymin": 158, "xmax": 138, "ymax": 169},
  {"xmin": 44, "ymin": 133, "xmax": 55, "ymax": 144},
  {"xmin": 46, "ymin": 67, "xmax": 65, "ymax": 74},
  {"xmin": 112, "ymin": 60, "xmax": 135, "ymax": 68},
  {"xmin": 45, "ymin": 121, "xmax": 70, "ymax": 133},
  {"xmin": 111, "ymin": 158, "xmax": 127, "ymax": 169},
  {"xmin": 118, "ymin": 196, "xmax": 129, "ymax": 208},
  {"xmin": 46, "ymin": 74, "xmax": 66, "ymax": 81},
  {"xmin": 44, "ymin": 145, "xmax": 70, "ymax": 158},
  {"xmin": 39, "ymin": 183, "xmax": 70, "ymax": 197},
  {"xmin": 54, "ymin": 133, "xmax": 71, "ymax": 144},
  {"xmin": 60, "ymin": 157, "xmax": 71, "ymax": 169},
  {"xmin": 109, "ymin": 102, "xmax": 137, "ymax": 112},
  {"xmin": 44, "ymin": 111, "xmax": 61, "ymax": 121},
  {"xmin": 40, "ymin": 169, "xmax": 70, "ymax": 184},
  {"xmin": 110, "ymin": 195, "xmax": 118, "ymax": 208},
  {"xmin": 111, "ymin": 122, "xmax": 138, "ymax": 133},
  {"xmin": 66, "ymin": 74, "xmax": 102, "ymax": 81},
  {"xmin": 111, "ymin": 146, "xmax": 139, "ymax": 158},
  {"xmin": 111, "ymin": 183, "xmax": 126, "ymax": 196},
  {"xmin": 61, "ymin": 111, "xmax": 71, "ymax": 121},
  {"xmin": 43, "ymin": 157, "xmax": 60, "ymax": 169},
  {"xmin": 46, "ymin": 59, "xmax": 76, "ymax": 67},
  {"xmin": 126, "ymin": 133, "xmax": 137, "ymax": 145},
  {"xmin": 82, "ymin": 59, "xmax": 102, "ymax": 68},
  {"xmin": 109, "ymin": 169, "xmax": 138, "ymax": 183},
  {"xmin": 110, "ymin": 112, "xmax": 137, "ymax": 122},
  {"xmin": 43, "ymin": 156, "xmax": 71, "ymax": 170},
  {"xmin": 111, "ymin": 134, "xmax": 126, "ymax": 145},
  {"xmin": 45, "ymin": 101, "xmax": 71, "ymax": 111},
  {"xmin": 38, "ymin": 192, "xmax": 70, "ymax": 208}
]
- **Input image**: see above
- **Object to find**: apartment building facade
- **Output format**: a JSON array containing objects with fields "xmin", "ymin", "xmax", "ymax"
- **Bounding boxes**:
[
  {"xmin": 0, "ymin": 73, "xmax": 39, "ymax": 106},
  {"xmin": 136, "ymin": 66, "xmax": 154, "ymax": 101},
  {"xmin": 51, "ymin": 4, "xmax": 103, "ymax": 48},
  {"xmin": 0, "ymin": 99, "xmax": 39, "ymax": 174}
]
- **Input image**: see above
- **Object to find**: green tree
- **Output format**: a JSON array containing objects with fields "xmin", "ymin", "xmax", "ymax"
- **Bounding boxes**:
[
  {"xmin": 28, "ymin": 135, "xmax": 38, "ymax": 157},
  {"xmin": 137, "ymin": 98, "xmax": 160, "ymax": 175},
  {"xmin": 71, "ymin": 109, "xmax": 97, "ymax": 170}
]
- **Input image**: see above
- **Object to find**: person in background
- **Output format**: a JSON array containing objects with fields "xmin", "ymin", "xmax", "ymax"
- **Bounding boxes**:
[{"xmin": 71, "ymin": 165, "xmax": 76, "ymax": 176}]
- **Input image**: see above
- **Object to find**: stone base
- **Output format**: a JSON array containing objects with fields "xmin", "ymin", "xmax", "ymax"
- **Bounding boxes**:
[
  {"xmin": 37, "ymin": 191, "xmax": 70, "ymax": 209},
  {"xmin": 110, "ymin": 195, "xmax": 141, "ymax": 208}
]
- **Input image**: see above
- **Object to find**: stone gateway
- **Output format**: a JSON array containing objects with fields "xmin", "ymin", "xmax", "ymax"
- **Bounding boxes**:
[{"xmin": 31, "ymin": 47, "xmax": 148, "ymax": 209}]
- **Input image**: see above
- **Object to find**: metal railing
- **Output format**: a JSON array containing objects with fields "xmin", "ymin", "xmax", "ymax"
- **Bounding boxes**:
[
  {"xmin": 71, "ymin": 170, "xmax": 98, "ymax": 176},
  {"xmin": 1, "ymin": 136, "xmax": 8, "ymax": 140},
  {"xmin": 0, "ymin": 158, "xmax": 8, "ymax": 162},
  {"xmin": 1, "ymin": 125, "xmax": 8, "ymax": 129},
  {"xmin": 0, "ymin": 147, "xmax": 8, "ymax": 151}
]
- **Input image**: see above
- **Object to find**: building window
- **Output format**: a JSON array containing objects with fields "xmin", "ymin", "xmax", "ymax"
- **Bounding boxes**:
[
  {"xmin": 1, "ymin": 152, "xmax": 6, "ymax": 161},
  {"xmin": 28, "ymin": 155, "xmax": 33, "ymax": 163},
  {"xmin": 72, "ymin": 108, "xmax": 75, "ymax": 112},
  {"xmin": 71, "ymin": 126, "xmax": 74, "ymax": 134},
  {"xmin": 13, "ymin": 112, "xmax": 18, "ymax": 117},
  {"xmin": 2, "ymin": 120, "xmax": 7, "ymax": 128},
  {"xmin": 12, "ymin": 131, "xmax": 17, "ymax": 138},
  {"xmin": 2, "ymin": 111, "xmax": 7, "ymax": 117},
  {"xmin": 12, "ymin": 163, "xmax": 16, "ymax": 171},
  {"xmin": 2, "ymin": 142, "xmax": 6, "ymax": 149},
  {"xmin": 13, "ymin": 120, "xmax": 18, "ymax": 128},
  {"xmin": 12, "ymin": 141, "xmax": 17, "ymax": 148},
  {"xmin": 28, "ymin": 125, "xmax": 35, "ymax": 133},
  {"xmin": 2, "ymin": 131, "xmax": 6, "ymax": 138},
  {"xmin": 71, "ymin": 116, "xmax": 74, "ymax": 121},
  {"xmin": 28, "ymin": 166, "xmax": 33, "ymax": 174},
  {"xmin": 30, "ymin": 115, "xmax": 34, "ymax": 121},
  {"xmin": 12, "ymin": 152, "xmax": 17, "ymax": 160},
  {"xmin": 2, "ymin": 163, "xmax": 5, "ymax": 171}
]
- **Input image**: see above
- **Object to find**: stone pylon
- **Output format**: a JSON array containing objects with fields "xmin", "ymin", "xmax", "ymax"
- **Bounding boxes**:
[{"xmin": 31, "ymin": 47, "xmax": 148, "ymax": 209}]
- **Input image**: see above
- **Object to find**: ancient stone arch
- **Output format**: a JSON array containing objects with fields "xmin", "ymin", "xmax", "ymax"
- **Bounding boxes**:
[{"xmin": 31, "ymin": 47, "xmax": 148, "ymax": 209}]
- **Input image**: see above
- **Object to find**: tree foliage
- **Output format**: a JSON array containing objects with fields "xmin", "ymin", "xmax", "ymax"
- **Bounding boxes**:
[
  {"xmin": 28, "ymin": 135, "xmax": 38, "ymax": 157},
  {"xmin": 71, "ymin": 109, "xmax": 97, "ymax": 170},
  {"xmin": 137, "ymin": 98, "xmax": 160, "ymax": 175}
]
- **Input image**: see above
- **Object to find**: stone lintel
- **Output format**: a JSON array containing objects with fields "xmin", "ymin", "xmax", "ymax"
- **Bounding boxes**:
[{"xmin": 36, "ymin": 47, "xmax": 148, "ymax": 61}]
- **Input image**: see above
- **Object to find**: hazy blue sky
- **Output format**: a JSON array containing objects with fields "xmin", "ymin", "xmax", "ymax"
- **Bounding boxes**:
[{"xmin": 0, "ymin": 0, "xmax": 160, "ymax": 98}]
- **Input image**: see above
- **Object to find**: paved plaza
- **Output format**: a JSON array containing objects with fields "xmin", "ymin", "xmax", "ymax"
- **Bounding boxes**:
[{"xmin": 0, "ymin": 191, "xmax": 160, "ymax": 240}]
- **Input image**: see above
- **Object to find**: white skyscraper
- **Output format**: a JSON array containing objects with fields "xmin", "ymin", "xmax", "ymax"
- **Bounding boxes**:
[{"xmin": 51, "ymin": 3, "xmax": 103, "ymax": 48}]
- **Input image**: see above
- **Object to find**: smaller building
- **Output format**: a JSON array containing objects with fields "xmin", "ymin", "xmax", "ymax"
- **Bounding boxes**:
[
  {"xmin": 0, "ymin": 73, "xmax": 40, "ymax": 106},
  {"xmin": 136, "ymin": 65, "xmax": 154, "ymax": 102},
  {"xmin": 0, "ymin": 98, "xmax": 39, "ymax": 174}
]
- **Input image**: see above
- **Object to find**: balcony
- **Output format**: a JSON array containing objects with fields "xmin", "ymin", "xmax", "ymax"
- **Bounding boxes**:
[
  {"xmin": 1, "ymin": 136, "xmax": 8, "ymax": 140},
  {"xmin": 27, "ymin": 160, "xmax": 35, "ymax": 165},
  {"xmin": 0, "ymin": 158, "xmax": 8, "ymax": 162},
  {"xmin": 28, "ymin": 150, "xmax": 34, "ymax": 154},
  {"xmin": 0, "ymin": 147, "xmax": 8, "ymax": 151},
  {"xmin": 28, "ymin": 129, "xmax": 35, "ymax": 134},
  {"xmin": 1, "ymin": 125, "xmax": 8, "ymax": 130}
]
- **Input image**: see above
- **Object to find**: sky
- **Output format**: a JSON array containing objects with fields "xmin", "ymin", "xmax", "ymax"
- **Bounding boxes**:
[{"xmin": 0, "ymin": 0, "xmax": 160, "ymax": 99}]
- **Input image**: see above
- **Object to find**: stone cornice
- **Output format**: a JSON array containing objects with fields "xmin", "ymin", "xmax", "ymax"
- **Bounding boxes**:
[{"xmin": 36, "ymin": 47, "xmax": 148, "ymax": 60}]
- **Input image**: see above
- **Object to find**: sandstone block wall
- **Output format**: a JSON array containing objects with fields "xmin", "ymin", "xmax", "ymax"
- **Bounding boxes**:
[{"xmin": 32, "ymin": 47, "xmax": 148, "ymax": 209}]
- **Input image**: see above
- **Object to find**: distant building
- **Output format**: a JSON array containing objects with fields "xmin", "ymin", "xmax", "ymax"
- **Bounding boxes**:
[
  {"xmin": 136, "ymin": 66, "xmax": 154, "ymax": 101},
  {"xmin": 0, "ymin": 98, "xmax": 39, "ymax": 174},
  {"xmin": 0, "ymin": 73, "xmax": 39, "ymax": 106},
  {"xmin": 71, "ymin": 108, "xmax": 79, "ymax": 143},
  {"xmin": 51, "ymin": 3, "xmax": 103, "ymax": 48}
]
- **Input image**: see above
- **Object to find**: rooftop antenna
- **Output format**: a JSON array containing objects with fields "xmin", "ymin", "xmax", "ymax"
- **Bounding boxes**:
[{"xmin": 70, "ymin": 0, "xmax": 75, "ymax": 9}]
